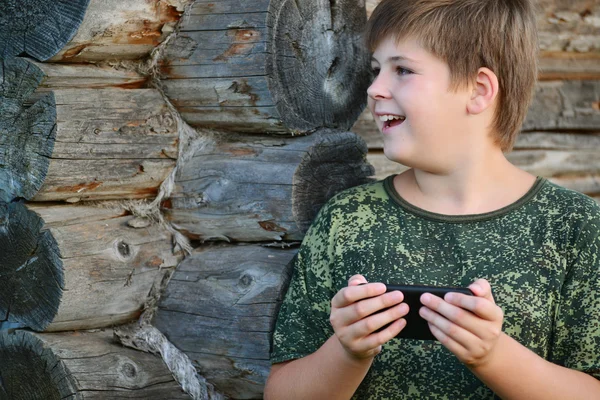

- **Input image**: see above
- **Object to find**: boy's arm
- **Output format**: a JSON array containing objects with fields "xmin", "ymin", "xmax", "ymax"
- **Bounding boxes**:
[
  {"xmin": 470, "ymin": 333, "xmax": 600, "ymax": 399},
  {"xmin": 266, "ymin": 275, "xmax": 408, "ymax": 400},
  {"xmin": 264, "ymin": 335, "xmax": 375, "ymax": 400},
  {"xmin": 420, "ymin": 279, "xmax": 600, "ymax": 399}
]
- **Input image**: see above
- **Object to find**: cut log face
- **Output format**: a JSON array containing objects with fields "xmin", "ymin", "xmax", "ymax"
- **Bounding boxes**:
[
  {"xmin": 0, "ymin": 202, "xmax": 63, "ymax": 332},
  {"xmin": 48, "ymin": 0, "xmax": 192, "ymax": 62},
  {"xmin": 13, "ymin": 203, "xmax": 182, "ymax": 332},
  {"xmin": 164, "ymin": 129, "xmax": 374, "ymax": 242},
  {"xmin": 0, "ymin": 330, "xmax": 192, "ymax": 399},
  {"xmin": 0, "ymin": 0, "xmax": 90, "ymax": 60},
  {"xmin": 0, "ymin": 58, "xmax": 56, "ymax": 202},
  {"xmin": 153, "ymin": 243, "xmax": 298, "ymax": 399},
  {"xmin": 161, "ymin": 0, "xmax": 372, "ymax": 133}
]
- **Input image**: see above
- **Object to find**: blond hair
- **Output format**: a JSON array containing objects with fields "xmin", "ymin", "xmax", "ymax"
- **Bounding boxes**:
[{"xmin": 365, "ymin": 0, "xmax": 539, "ymax": 151}]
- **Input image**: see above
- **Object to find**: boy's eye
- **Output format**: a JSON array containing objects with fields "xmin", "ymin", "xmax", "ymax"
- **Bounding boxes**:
[
  {"xmin": 370, "ymin": 68, "xmax": 380, "ymax": 77},
  {"xmin": 396, "ymin": 67, "xmax": 412, "ymax": 75}
]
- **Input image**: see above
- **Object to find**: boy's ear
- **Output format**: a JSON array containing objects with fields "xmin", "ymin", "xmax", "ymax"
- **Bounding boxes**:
[{"xmin": 467, "ymin": 67, "xmax": 499, "ymax": 115}]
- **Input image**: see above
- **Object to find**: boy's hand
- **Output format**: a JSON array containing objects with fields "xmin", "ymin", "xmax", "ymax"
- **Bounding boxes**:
[
  {"xmin": 419, "ymin": 279, "xmax": 503, "ymax": 368},
  {"xmin": 330, "ymin": 274, "xmax": 409, "ymax": 360}
]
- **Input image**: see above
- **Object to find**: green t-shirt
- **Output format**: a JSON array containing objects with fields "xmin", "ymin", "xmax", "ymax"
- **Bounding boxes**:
[{"xmin": 271, "ymin": 175, "xmax": 600, "ymax": 399}]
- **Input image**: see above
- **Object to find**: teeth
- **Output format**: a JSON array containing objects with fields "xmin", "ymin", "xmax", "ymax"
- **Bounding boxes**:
[{"xmin": 379, "ymin": 115, "xmax": 405, "ymax": 122}]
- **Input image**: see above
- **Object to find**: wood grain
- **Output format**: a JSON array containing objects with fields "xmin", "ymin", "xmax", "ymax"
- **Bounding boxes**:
[
  {"xmin": 0, "ymin": 329, "xmax": 191, "ymax": 399},
  {"xmin": 48, "ymin": 0, "xmax": 192, "ymax": 62},
  {"xmin": 28, "ymin": 88, "xmax": 178, "ymax": 202},
  {"xmin": 0, "ymin": 0, "xmax": 90, "ymax": 60},
  {"xmin": 160, "ymin": 0, "xmax": 371, "ymax": 134},
  {"xmin": 25, "ymin": 203, "xmax": 182, "ymax": 332},
  {"xmin": 153, "ymin": 243, "xmax": 298, "ymax": 399},
  {"xmin": 164, "ymin": 129, "xmax": 374, "ymax": 242}
]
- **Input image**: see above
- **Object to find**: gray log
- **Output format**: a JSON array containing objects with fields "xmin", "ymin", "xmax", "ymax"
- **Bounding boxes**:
[
  {"xmin": 0, "ymin": 0, "xmax": 90, "ymax": 60},
  {"xmin": 0, "ymin": 202, "xmax": 63, "ymax": 331},
  {"xmin": 0, "ymin": 329, "xmax": 191, "ymax": 399},
  {"xmin": 164, "ymin": 129, "xmax": 374, "ymax": 242},
  {"xmin": 161, "ymin": 0, "xmax": 371, "ymax": 133},
  {"xmin": 31, "ymin": 88, "xmax": 178, "ymax": 202},
  {"xmin": 0, "ymin": 58, "xmax": 56, "ymax": 202},
  {"xmin": 2, "ymin": 203, "xmax": 181, "ymax": 332},
  {"xmin": 524, "ymin": 80, "xmax": 600, "ymax": 131},
  {"xmin": 153, "ymin": 243, "xmax": 298, "ymax": 399},
  {"xmin": 48, "ymin": 0, "xmax": 193, "ymax": 62}
]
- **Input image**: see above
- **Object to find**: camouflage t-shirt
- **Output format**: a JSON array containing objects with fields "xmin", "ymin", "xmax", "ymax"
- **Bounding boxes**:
[{"xmin": 271, "ymin": 175, "xmax": 600, "ymax": 399}]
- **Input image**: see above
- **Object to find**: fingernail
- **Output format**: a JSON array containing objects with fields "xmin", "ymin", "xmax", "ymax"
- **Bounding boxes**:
[{"xmin": 421, "ymin": 293, "xmax": 431, "ymax": 303}]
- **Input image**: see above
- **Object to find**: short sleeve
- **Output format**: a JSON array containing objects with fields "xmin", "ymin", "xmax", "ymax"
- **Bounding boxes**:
[
  {"xmin": 549, "ymin": 212, "xmax": 600, "ymax": 379},
  {"xmin": 270, "ymin": 202, "xmax": 339, "ymax": 364}
]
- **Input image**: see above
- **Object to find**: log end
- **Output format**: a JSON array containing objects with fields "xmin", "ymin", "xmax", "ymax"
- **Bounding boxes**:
[
  {"xmin": 266, "ymin": 0, "xmax": 372, "ymax": 133},
  {"xmin": 0, "ymin": 202, "xmax": 63, "ymax": 331},
  {"xmin": 0, "ymin": 330, "xmax": 76, "ymax": 399},
  {"xmin": 0, "ymin": 58, "xmax": 57, "ymax": 202},
  {"xmin": 0, "ymin": 0, "xmax": 91, "ymax": 60},
  {"xmin": 293, "ymin": 129, "xmax": 375, "ymax": 231}
]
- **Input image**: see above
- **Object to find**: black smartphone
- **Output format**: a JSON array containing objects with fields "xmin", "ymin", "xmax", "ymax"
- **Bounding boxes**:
[{"xmin": 375, "ymin": 284, "xmax": 474, "ymax": 341}]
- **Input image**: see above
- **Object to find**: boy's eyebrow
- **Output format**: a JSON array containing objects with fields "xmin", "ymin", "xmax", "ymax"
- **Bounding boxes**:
[{"xmin": 371, "ymin": 55, "xmax": 418, "ymax": 64}]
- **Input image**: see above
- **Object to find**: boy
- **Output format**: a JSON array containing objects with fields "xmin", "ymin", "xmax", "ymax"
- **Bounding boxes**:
[{"xmin": 265, "ymin": 0, "xmax": 600, "ymax": 398}]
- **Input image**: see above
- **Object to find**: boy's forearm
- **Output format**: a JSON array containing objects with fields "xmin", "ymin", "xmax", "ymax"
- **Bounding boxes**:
[
  {"xmin": 471, "ymin": 333, "xmax": 600, "ymax": 399},
  {"xmin": 264, "ymin": 335, "xmax": 374, "ymax": 400}
]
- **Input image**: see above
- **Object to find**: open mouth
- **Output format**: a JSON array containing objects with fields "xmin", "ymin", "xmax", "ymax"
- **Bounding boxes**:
[{"xmin": 380, "ymin": 115, "xmax": 406, "ymax": 130}]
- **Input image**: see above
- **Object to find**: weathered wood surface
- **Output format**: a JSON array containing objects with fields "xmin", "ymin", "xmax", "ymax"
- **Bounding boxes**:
[
  {"xmin": 4, "ymin": 203, "xmax": 182, "ymax": 332},
  {"xmin": 164, "ymin": 129, "xmax": 374, "ymax": 242},
  {"xmin": 0, "ymin": 0, "xmax": 90, "ymax": 60},
  {"xmin": 0, "ymin": 329, "xmax": 191, "ymax": 399},
  {"xmin": 153, "ymin": 243, "xmax": 298, "ymax": 399},
  {"xmin": 32, "ymin": 60, "xmax": 148, "ymax": 90},
  {"xmin": 0, "ymin": 202, "xmax": 63, "ymax": 331},
  {"xmin": 26, "ymin": 88, "xmax": 178, "ymax": 202},
  {"xmin": 524, "ymin": 80, "xmax": 600, "ymax": 131},
  {"xmin": 47, "ymin": 0, "xmax": 192, "ymax": 62},
  {"xmin": 366, "ymin": 0, "xmax": 600, "ymax": 79},
  {"xmin": 161, "ymin": 0, "xmax": 371, "ymax": 133},
  {"xmin": 0, "ymin": 58, "xmax": 56, "ymax": 202}
]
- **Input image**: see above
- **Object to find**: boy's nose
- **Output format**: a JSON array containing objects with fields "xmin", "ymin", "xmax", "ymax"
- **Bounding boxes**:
[{"xmin": 367, "ymin": 75, "xmax": 391, "ymax": 100}]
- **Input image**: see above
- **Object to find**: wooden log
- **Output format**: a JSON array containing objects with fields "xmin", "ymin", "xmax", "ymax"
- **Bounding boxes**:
[
  {"xmin": 32, "ymin": 88, "xmax": 178, "ymax": 202},
  {"xmin": 160, "ymin": 0, "xmax": 371, "ymax": 134},
  {"xmin": 153, "ymin": 243, "xmax": 298, "ymax": 399},
  {"xmin": 47, "ymin": 0, "xmax": 193, "ymax": 62},
  {"xmin": 164, "ymin": 129, "xmax": 374, "ymax": 242},
  {"xmin": 1, "ymin": 202, "xmax": 181, "ymax": 332},
  {"xmin": 0, "ymin": 329, "xmax": 191, "ymax": 399},
  {"xmin": 524, "ymin": 80, "xmax": 600, "ymax": 131},
  {"xmin": 32, "ymin": 60, "xmax": 148, "ymax": 90},
  {"xmin": 0, "ymin": 57, "xmax": 56, "ymax": 202},
  {"xmin": 0, "ymin": 0, "xmax": 90, "ymax": 60},
  {"xmin": 1, "ymin": 58, "xmax": 177, "ymax": 202}
]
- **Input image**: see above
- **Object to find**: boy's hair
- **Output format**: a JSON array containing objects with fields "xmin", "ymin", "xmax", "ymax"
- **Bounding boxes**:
[{"xmin": 365, "ymin": 0, "xmax": 539, "ymax": 151}]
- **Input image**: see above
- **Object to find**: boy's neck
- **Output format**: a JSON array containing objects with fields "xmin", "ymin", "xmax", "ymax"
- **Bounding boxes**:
[{"xmin": 393, "ymin": 153, "xmax": 537, "ymax": 216}]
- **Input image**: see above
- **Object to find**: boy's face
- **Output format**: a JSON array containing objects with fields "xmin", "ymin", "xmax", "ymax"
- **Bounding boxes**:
[{"xmin": 368, "ymin": 36, "xmax": 474, "ymax": 172}]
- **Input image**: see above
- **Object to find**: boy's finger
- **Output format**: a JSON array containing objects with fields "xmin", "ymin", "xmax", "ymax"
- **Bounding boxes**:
[
  {"xmin": 348, "ymin": 274, "xmax": 367, "ymax": 286},
  {"xmin": 441, "ymin": 292, "xmax": 501, "ymax": 322},
  {"xmin": 331, "ymin": 282, "xmax": 386, "ymax": 308},
  {"xmin": 469, "ymin": 279, "xmax": 495, "ymax": 303}
]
